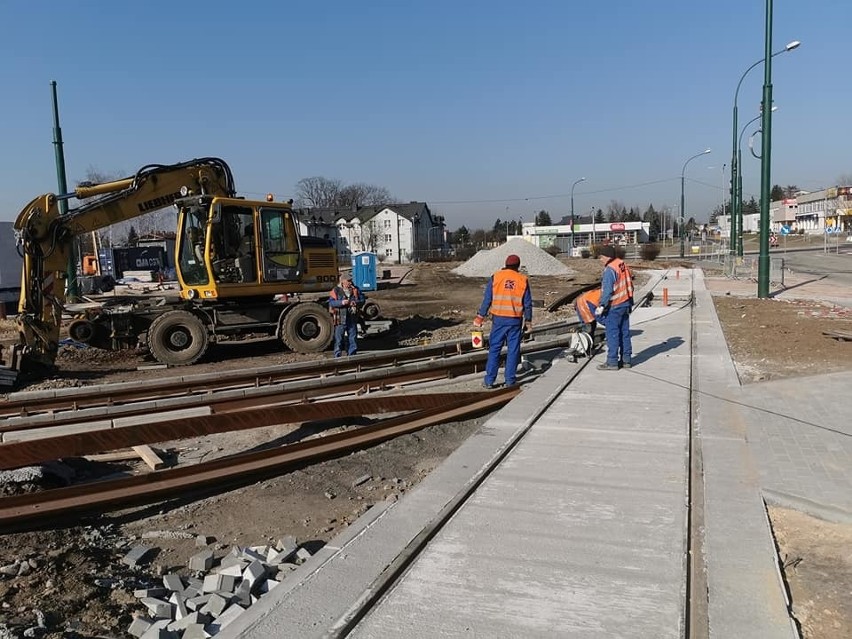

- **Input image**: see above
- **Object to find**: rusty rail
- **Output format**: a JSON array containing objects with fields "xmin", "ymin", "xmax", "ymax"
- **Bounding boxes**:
[
  {"xmin": 0, "ymin": 321, "xmax": 576, "ymax": 418},
  {"xmin": 0, "ymin": 392, "xmax": 483, "ymax": 470},
  {"xmin": 0, "ymin": 388, "xmax": 518, "ymax": 528}
]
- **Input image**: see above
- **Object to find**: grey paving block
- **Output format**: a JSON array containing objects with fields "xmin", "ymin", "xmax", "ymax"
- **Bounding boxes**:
[
  {"xmin": 122, "ymin": 545, "xmax": 154, "ymax": 567},
  {"xmin": 188, "ymin": 549, "xmax": 214, "ymax": 572}
]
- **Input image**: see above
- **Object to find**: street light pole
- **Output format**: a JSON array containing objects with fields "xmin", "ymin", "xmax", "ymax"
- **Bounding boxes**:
[
  {"xmin": 729, "ymin": 38, "xmax": 800, "ymax": 258},
  {"xmin": 738, "ymin": 107, "xmax": 777, "ymax": 257},
  {"xmin": 570, "ymin": 177, "xmax": 586, "ymax": 249},
  {"xmin": 758, "ymin": 0, "xmax": 776, "ymax": 298},
  {"xmin": 680, "ymin": 149, "xmax": 712, "ymax": 258}
]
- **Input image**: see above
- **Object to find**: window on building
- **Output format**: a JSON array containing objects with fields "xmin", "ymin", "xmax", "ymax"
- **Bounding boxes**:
[
  {"xmin": 384, "ymin": 234, "xmax": 392, "ymax": 242},
  {"xmin": 384, "ymin": 219, "xmax": 391, "ymax": 229},
  {"xmin": 386, "ymin": 248, "xmax": 393, "ymax": 256}
]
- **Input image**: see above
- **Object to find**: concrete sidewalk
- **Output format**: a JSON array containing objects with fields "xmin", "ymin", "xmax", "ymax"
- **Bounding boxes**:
[{"xmin": 223, "ymin": 269, "xmax": 839, "ymax": 638}]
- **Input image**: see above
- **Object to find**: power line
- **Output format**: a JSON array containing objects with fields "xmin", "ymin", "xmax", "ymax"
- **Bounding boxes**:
[{"xmin": 240, "ymin": 174, "xmax": 728, "ymax": 208}]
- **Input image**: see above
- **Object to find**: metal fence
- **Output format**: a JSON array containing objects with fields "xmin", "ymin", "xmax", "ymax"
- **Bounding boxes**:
[{"xmin": 697, "ymin": 247, "xmax": 785, "ymax": 286}]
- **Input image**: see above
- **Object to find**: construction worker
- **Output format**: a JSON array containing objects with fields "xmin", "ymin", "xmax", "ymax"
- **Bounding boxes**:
[
  {"xmin": 595, "ymin": 245, "xmax": 634, "ymax": 370},
  {"xmin": 473, "ymin": 254, "xmax": 533, "ymax": 389},
  {"xmin": 328, "ymin": 273, "xmax": 365, "ymax": 357},
  {"xmin": 574, "ymin": 287, "xmax": 604, "ymax": 336}
]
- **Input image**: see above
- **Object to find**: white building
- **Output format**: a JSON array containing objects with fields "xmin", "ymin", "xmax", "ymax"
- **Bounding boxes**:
[
  {"xmin": 521, "ymin": 220, "xmax": 650, "ymax": 252},
  {"xmin": 296, "ymin": 202, "xmax": 445, "ymax": 264}
]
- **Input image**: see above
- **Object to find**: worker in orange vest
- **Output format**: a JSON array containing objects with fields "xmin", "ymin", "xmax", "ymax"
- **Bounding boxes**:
[
  {"xmin": 473, "ymin": 254, "xmax": 533, "ymax": 389},
  {"xmin": 595, "ymin": 245, "xmax": 634, "ymax": 370},
  {"xmin": 574, "ymin": 287, "xmax": 604, "ymax": 336}
]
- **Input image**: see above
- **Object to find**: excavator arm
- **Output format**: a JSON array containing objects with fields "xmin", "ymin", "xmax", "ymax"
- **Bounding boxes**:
[{"xmin": 8, "ymin": 157, "xmax": 236, "ymax": 377}]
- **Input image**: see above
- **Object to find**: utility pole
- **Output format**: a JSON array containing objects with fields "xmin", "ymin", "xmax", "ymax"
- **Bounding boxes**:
[{"xmin": 51, "ymin": 81, "xmax": 78, "ymax": 301}]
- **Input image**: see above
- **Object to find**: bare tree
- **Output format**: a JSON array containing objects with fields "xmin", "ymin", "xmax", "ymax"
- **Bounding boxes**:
[
  {"xmin": 338, "ymin": 183, "xmax": 393, "ymax": 208},
  {"xmin": 294, "ymin": 177, "xmax": 343, "ymax": 208},
  {"xmin": 295, "ymin": 176, "xmax": 395, "ymax": 209},
  {"xmin": 606, "ymin": 200, "xmax": 627, "ymax": 222},
  {"xmin": 837, "ymin": 174, "xmax": 852, "ymax": 186},
  {"xmin": 360, "ymin": 219, "xmax": 383, "ymax": 252}
]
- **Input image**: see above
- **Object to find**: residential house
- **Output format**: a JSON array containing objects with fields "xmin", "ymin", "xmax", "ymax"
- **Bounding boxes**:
[{"xmin": 296, "ymin": 202, "xmax": 445, "ymax": 264}]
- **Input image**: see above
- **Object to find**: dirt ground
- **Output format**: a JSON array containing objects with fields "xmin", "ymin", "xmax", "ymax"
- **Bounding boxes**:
[
  {"xmin": 768, "ymin": 506, "xmax": 852, "ymax": 639},
  {"xmin": 2, "ymin": 257, "xmax": 852, "ymax": 637}
]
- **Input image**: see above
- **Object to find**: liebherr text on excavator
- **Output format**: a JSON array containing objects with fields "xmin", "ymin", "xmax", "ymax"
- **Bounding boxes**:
[{"xmin": 2, "ymin": 157, "xmax": 386, "ymax": 386}]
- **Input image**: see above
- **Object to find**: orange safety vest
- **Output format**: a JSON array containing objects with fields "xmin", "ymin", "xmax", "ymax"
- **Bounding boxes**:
[
  {"xmin": 605, "ymin": 258, "xmax": 634, "ymax": 307},
  {"xmin": 490, "ymin": 269, "xmax": 528, "ymax": 318},
  {"xmin": 575, "ymin": 288, "xmax": 602, "ymax": 324}
]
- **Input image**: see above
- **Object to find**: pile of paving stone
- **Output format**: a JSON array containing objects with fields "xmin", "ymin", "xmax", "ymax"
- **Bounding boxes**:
[
  {"xmin": 452, "ymin": 238, "xmax": 574, "ymax": 277},
  {"xmin": 125, "ymin": 535, "xmax": 311, "ymax": 638}
]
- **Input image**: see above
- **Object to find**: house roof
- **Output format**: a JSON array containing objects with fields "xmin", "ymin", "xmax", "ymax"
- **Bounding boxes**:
[{"xmin": 297, "ymin": 202, "xmax": 432, "ymax": 225}]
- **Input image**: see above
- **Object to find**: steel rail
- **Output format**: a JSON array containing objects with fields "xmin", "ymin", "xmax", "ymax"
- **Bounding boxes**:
[
  {"xmin": 0, "ymin": 392, "xmax": 484, "ymax": 470},
  {"xmin": 0, "ymin": 388, "xmax": 518, "ymax": 529},
  {"xmin": 0, "ymin": 320, "xmax": 579, "ymax": 418},
  {"xmin": 0, "ymin": 333, "xmax": 576, "ymax": 434}
]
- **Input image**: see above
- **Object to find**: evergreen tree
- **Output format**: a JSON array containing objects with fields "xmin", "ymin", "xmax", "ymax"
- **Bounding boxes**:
[{"xmin": 535, "ymin": 210, "xmax": 552, "ymax": 226}]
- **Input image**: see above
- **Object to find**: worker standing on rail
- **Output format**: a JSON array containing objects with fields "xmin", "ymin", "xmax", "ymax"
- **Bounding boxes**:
[
  {"xmin": 329, "ymin": 273, "xmax": 365, "ymax": 357},
  {"xmin": 473, "ymin": 254, "xmax": 533, "ymax": 389},
  {"xmin": 595, "ymin": 245, "xmax": 634, "ymax": 370}
]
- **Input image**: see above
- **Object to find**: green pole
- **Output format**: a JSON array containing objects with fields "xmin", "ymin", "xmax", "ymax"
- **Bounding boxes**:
[
  {"xmin": 51, "ymin": 81, "xmax": 78, "ymax": 301},
  {"xmin": 758, "ymin": 0, "xmax": 774, "ymax": 298},
  {"xmin": 680, "ymin": 174, "xmax": 686, "ymax": 259},
  {"xmin": 737, "ymin": 147, "xmax": 744, "ymax": 257},
  {"xmin": 729, "ymin": 105, "xmax": 738, "ymax": 256},
  {"xmin": 729, "ymin": 42, "xmax": 800, "ymax": 263}
]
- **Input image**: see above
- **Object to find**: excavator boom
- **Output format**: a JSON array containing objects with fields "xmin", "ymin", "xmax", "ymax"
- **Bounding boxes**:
[{"xmin": 7, "ymin": 158, "xmax": 237, "ymax": 379}]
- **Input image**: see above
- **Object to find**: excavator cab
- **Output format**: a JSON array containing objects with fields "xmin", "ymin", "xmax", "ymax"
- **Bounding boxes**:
[{"xmin": 175, "ymin": 197, "xmax": 305, "ymax": 300}]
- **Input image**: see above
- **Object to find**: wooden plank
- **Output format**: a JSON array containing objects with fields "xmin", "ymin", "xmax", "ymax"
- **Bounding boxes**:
[
  {"xmin": 84, "ymin": 450, "xmax": 139, "ymax": 463},
  {"xmin": 132, "ymin": 445, "xmax": 166, "ymax": 470},
  {"xmin": 822, "ymin": 330, "xmax": 852, "ymax": 341}
]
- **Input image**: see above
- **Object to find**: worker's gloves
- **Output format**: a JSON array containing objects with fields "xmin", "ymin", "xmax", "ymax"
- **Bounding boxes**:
[
  {"xmin": 523, "ymin": 322, "xmax": 532, "ymax": 335},
  {"xmin": 594, "ymin": 306, "xmax": 605, "ymax": 317},
  {"xmin": 473, "ymin": 314, "xmax": 484, "ymax": 328}
]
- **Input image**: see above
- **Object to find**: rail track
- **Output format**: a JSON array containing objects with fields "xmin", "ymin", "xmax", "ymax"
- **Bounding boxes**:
[{"xmin": 0, "ymin": 322, "xmax": 582, "ymax": 528}]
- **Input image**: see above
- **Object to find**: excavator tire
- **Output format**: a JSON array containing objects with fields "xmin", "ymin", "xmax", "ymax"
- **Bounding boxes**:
[
  {"xmin": 146, "ymin": 310, "xmax": 209, "ymax": 366},
  {"xmin": 281, "ymin": 302, "xmax": 333, "ymax": 353},
  {"xmin": 362, "ymin": 300, "xmax": 381, "ymax": 320}
]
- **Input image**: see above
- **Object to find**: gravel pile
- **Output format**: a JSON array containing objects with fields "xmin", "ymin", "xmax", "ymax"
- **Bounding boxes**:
[{"xmin": 452, "ymin": 239, "xmax": 574, "ymax": 278}]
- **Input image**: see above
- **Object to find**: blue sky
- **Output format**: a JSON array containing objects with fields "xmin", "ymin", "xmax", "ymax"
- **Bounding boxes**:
[{"xmin": 0, "ymin": 1, "xmax": 848, "ymax": 230}]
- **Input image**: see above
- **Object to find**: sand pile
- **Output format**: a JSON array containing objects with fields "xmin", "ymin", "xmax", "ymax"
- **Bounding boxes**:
[{"xmin": 452, "ymin": 238, "xmax": 574, "ymax": 277}]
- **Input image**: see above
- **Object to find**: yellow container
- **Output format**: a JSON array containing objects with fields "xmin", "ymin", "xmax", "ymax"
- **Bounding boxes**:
[{"xmin": 471, "ymin": 330, "xmax": 484, "ymax": 349}]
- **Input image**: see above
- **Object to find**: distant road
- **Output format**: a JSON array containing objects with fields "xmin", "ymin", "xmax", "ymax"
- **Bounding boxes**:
[{"xmin": 778, "ymin": 249, "xmax": 852, "ymax": 288}]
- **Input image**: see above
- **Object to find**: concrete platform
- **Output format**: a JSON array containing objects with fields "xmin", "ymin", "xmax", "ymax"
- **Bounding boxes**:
[{"xmin": 222, "ymin": 269, "xmax": 808, "ymax": 638}]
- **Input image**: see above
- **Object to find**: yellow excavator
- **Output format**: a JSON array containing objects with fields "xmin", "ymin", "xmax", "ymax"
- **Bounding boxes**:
[{"xmin": 3, "ymin": 157, "xmax": 379, "ymax": 384}]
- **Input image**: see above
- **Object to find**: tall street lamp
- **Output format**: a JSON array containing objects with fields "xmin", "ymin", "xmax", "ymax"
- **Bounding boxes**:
[
  {"xmin": 570, "ymin": 177, "xmax": 586, "ymax": 248},
  {"xmin": 729, "ymin": 38, "xmax": 800, "ymax": 257},
  {"xmin": 758, "ymin": 0, "xmax": 785, "ymax": 298},
  {"xmin": 680, "ymin": 149, "xmax": 711, "ymax": 258},
  {"xmin": 737, "ymin": 106, "xmax": 778, "ymax": 257}
]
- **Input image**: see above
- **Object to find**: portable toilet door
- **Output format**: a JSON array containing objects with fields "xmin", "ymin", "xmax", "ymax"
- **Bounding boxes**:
[{"xmin": 351, "ymin": 252, "xmax": 378, "ymax": 291}]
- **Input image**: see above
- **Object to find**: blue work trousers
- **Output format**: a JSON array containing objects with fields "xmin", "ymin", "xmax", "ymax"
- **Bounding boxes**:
[
  {"xmin": 334, "ymin": 318, "xmax": 358, "ymax": 357},
  {"xmin": 485, "ymin": 316, "xmax": 523, "ymax": 386},
  {"xmin": 603, "ymin": 302, "xmax": 632, "ymax": 366}
]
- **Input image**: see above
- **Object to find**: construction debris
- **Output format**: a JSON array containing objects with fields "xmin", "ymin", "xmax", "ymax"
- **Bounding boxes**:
[{"xmin": 127, "ymin": 538, "xmax": 313, "ymax": 638}]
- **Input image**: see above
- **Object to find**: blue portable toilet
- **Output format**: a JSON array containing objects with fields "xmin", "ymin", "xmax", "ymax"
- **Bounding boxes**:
[{"xmin": 351, "ymin": 252, "xmax": 378, "ymax": 291}]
